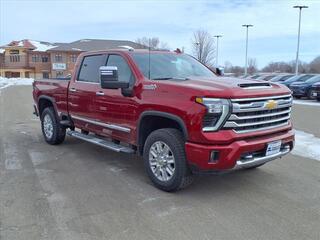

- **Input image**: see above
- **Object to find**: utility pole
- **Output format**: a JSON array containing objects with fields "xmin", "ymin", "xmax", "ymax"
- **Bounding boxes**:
[
  {"xmin": 242, "ymin": 24, "xmax": 253, "ymax": 75},
  {"xmin": 214, "ymin": 35, "xmax": 222, "ymax": 67},
  {"xmin": 293, "ymin": 5, "xmax": 308, "ymax": 75}
]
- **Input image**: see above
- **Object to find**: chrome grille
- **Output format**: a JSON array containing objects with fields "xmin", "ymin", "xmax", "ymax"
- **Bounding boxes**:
[{"xmin": 223, "ymin": 94, "xmax": 292, "ymax": 133}]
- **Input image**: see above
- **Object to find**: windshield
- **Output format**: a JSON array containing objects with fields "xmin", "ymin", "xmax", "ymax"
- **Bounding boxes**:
[
  {"xmin": 295, "ymin": 75, "xmax": 316, "ymax": 82},
  {"xmin": 130, "ymin": 52, "xmax": 215, "ymax": 80},
  {"xmin": 277, "ymin": 75, "xmax": 294, "ymax": 81},
  {"xmin": 305, "ymin": 75, "xmax": 320, "ymax": 83}
]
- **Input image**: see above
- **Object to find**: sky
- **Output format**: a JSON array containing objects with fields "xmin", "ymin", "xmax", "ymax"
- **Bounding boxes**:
[{"xmin": 0, "ymin": 0, "xmax": 319, "ymax": 68}]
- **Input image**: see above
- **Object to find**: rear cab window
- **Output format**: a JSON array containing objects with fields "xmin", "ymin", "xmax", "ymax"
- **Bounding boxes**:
[{"xmin": 78, "ymin": 54, "xmax": 107, "ymax": 83}]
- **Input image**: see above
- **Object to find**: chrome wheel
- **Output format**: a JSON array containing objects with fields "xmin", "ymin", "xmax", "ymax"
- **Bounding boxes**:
[
  {"xmin": 43, "ymin": 114, "xmax": 53, "ymax": 139},
  {"xmin": 149, "ymin": 141, "xmax": 175, "ymax": 182}
]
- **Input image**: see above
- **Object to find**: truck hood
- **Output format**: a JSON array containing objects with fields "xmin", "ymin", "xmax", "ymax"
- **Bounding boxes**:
[{"xmin": 157, "ymin": 76, "xmax": 291, "ymax": 98}]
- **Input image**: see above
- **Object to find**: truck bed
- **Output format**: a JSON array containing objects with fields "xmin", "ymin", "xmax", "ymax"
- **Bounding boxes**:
[{"xmin": 33, "ymin": 79, "xmax": 70, "ymax": 115}]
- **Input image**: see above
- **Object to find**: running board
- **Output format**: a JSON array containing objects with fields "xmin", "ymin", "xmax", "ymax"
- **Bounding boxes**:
[{"xmin": 67, "ymin": 131, "xmax": 135, "ymax": 154}]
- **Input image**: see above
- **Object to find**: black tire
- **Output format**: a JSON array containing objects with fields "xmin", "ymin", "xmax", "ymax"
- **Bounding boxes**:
[
  {"xmin": 143, "ymin": 128, "xmax": 193, "ymax": 192},
  {"xmin": 294, "ymin": 96, "xmax": 301, "ymax": 99},
  {"xmin": 307, "ymin": 90, "xmax": 313, "ymax": 99},
  {"xmin": 41, "ymin": 107, "xmax": 66, "ymax": 145},
  {"xmin": 317, "ymin": 98, "xmax": 320, "ymax": 102}
]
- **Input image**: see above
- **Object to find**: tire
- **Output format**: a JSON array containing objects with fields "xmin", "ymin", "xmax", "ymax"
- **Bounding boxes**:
[
  {"xmin": 41, "ymin": 107, "xmax": 66, "ymax": 145},
  {"xmin": 307, "ymin": 90, "xmax": 313, "ymax": 99},
  {"xmin": 143, "ymin": 128, "xmax": 194, "ymax": 192},
  {"xmin": 294, "ymin": 96, "xmax": 301, "ymax": 99},
  {"xmin": 317, "ymin": 98, "xmax": 320, "ymax": 102}
]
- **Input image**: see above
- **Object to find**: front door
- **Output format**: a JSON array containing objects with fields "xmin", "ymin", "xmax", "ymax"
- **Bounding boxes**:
[{"xmin": 93, "ymin": 54, "xmax": 138, "ymax": 144}]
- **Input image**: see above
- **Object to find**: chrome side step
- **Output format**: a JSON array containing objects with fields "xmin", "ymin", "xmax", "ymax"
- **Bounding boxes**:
[{"xmin": 67, "ymin": 130, "xmax": 135, "ymax": 154}]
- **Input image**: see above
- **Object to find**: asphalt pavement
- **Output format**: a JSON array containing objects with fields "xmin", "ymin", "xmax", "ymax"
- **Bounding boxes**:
[{"xmin": 0, "ymin": 86, "xmax": 319, "ymax": 240}]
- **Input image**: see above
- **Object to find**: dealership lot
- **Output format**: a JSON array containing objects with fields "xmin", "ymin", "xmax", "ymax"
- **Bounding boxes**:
[{"xmin": 1, "ymin": 86, "xmax": 320, "ymax": 240}]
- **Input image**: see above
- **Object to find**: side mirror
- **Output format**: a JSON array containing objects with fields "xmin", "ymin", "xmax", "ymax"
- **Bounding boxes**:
[
  {"xmin": 99, "ymin": 66, "xmax": 129, "ymax": 89},
  {"xmin": 216, "ymin": 67, "xmax": 224, "ymax": 76}
]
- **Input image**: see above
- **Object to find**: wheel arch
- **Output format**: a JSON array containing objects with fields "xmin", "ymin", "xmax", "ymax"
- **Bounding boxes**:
[
  {"xmin": 38, "ymin": 95, "xmax": 58, "ymax": 118},
  {"xmin": 137, "ymin": 111, "xmax": 188, "ymax": 155}
]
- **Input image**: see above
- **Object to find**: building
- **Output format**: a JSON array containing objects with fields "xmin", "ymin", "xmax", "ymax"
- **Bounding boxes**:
[
  {"xmin": 47, "ymin": 39, "xmax": 146, "ymax": 78},
  {"xmin": 0, "ymin": 40, "xmax": 58, "ymax": 78},
  {"xmin": 0, "ymin": 39, "xmax": 146, "ymax": 79}
]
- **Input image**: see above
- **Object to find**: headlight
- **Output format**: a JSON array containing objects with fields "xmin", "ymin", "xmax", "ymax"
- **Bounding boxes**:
[{"xmin": 196, "ymin": 97, "xmax": 230, "ymax": 131}]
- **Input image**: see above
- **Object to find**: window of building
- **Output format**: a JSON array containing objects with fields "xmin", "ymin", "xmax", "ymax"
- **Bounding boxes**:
[
  {"xmin": 42, "ymin": 72, "xmax": 49, "ymax": 79},
  {"xmin": 56, "ymin": 71, "xmax": 64, "ymax": 78},
  {"xmin": 78, "ymin": 54, "xmax": 106, "ymax": 83},
  {"xmin": 70, "ymin": 54, "xmax": 77, "ymax": 63},
  {"xmin": 10, "ymin": 55, "xmax": 20, "ymax": 62},
  {"xmin": 42, "ymin": 56, "xmax": 49, "ymax": 62},
  {"xmin": 106, "ymin": 55, "xmax": 134, "ymax": 83},
  {"xmin": 55, "ymin": 54, "xmax": 63, "ymax": 62},
  {"xmin": 32, "ymin": 55, "xmax": 40, "ymax": 62}
]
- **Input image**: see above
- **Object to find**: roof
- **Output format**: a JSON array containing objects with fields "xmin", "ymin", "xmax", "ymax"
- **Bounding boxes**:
[
  {"xmin": 48, "ymin": 39, "xmax": 147, "ymax": 52},
  {"xmin": 1, "ymin": 39, "xmax": 58, "ymax": 52}
]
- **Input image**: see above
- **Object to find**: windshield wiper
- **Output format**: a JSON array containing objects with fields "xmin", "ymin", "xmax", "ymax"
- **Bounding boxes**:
[{"xmin": 152, "ymin": 77, "xmax": 190, "ymax": 80}]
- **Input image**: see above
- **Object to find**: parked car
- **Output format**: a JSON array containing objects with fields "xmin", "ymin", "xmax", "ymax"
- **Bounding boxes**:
[
  {"xmin": 32, "ymin": 49, "xmax": 294, "ymax": 191},
  {"xmin": 310, "ymin": 81, "xmax": 320, "ymax": 101},
  {"xmin": 257, "ymin": 74, "xmax": 277, "ymax": 81},
  {"xmin": 248, "ymin": 74, "xmax": 261, "ymax": 79},
  {"xmin": 289, "ymin": 75, "xmax": 320, "ymax": 99},
  {"xmin": 270, "ymin": 74, "xmax": 294, "ymax": 82},
  {"xmin": 281, "ymin": 74, "xmax": 316, "ymax": 87}
]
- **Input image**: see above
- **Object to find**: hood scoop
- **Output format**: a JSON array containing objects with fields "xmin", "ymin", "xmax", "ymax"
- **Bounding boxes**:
[{"xmin": 238, "ymin": 82, "xmax": 271, "ymax": 89}]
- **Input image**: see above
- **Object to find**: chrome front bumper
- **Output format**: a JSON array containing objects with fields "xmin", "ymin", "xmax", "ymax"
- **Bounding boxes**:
[{"xmin": 234, "ymin": 145, "xmax": 291, "ymax": 169}]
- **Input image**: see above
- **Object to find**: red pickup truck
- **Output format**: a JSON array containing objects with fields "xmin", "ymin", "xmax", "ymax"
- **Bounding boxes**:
[{"xmin": 33, "ymin": 49, "xmax": 294, "ymax": 191}]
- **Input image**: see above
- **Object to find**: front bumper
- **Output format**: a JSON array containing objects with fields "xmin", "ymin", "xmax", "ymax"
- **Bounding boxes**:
[{"xmin": 185, "ymin": 129, "xmax": 294, "ymax": 172}]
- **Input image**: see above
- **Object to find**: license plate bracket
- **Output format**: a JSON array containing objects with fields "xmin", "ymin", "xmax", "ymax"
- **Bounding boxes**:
[{"xmin": 266, "ymin": 140, "xmax": 282, "ymax": 156}]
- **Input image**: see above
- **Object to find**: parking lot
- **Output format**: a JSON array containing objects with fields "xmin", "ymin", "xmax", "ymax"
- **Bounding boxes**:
[{"xmin": 1, "ymin": 86, "xmax": 320, "ymax": 240}]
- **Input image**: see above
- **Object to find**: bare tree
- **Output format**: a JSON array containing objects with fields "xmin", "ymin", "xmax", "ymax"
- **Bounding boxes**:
[
  {"xmin": 309, "ymin": 56, "xmax": 320, "ymax": 73},
  {"xmin": 247, "ymin": 58, "xmax": 258, "ymax": 74},
  {"xmin": 191, "ymin": 30, "xmax": 215, "ymax": 66},
  {"xmin": 135, "ymin": 37, "xmax": 169, "ymax": 50}
]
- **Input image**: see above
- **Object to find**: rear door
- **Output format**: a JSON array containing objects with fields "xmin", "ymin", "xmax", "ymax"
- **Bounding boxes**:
[
  {"xmin": 93, "ymin": 54, "xmax": 138, "ymax": 144},
  {"xmin": 68, "ymin": 54, "xmax": 107, "ymax": 130}
]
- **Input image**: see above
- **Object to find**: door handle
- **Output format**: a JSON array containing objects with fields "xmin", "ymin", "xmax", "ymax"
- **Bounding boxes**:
[
  {"xmin": 69, "ymin": 88, "xmax": 77, "ymax": 92},
  {"xmin": 96, "ymin": 91, "xmax": 105, "ymax": 96}
]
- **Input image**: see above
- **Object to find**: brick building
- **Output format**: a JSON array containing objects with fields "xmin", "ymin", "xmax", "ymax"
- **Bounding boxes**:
[
  {"xmin": 0, "ymin": 39, "xmax": 146, "ymax": 79},
  {"xmin": 47, "ymin": 39, "xmax": 146, "ymax": 78},
  {"xmin": 0, "ymin": 40, "xmax": 58, "ymax": 78}
]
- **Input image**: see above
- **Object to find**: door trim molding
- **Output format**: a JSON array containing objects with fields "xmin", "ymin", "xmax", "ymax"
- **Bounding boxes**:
[{"xmin": 71, "ymin": 115, "xmax": 131, "ymax": 133}]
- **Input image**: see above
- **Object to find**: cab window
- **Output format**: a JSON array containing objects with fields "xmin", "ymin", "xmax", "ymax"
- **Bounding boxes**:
[
  {"xmin": 106, "ymin": 55, "xmax": 134, "ymax": 84},
  {"xmin": 78, "ymin": 54, "xmax": 106, "ymax": 83}
]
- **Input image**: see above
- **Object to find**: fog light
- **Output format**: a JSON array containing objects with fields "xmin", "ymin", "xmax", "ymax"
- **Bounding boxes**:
[{"xmin": 209, "ymin": 150, "xmax": 219, "ymax": 163}]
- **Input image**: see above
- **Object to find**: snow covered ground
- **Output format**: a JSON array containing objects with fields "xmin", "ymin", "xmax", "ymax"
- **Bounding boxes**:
[
  {"xmin": 293, "ymin": 99, "xmax": 320, "ymax": 107},
  {"xmin": 292, "ymin": 130, "xmax": 320, "ymax": 162},
  {"xmin": 0, "ymin": 77, "xmax": 34, "ymax": 90}
]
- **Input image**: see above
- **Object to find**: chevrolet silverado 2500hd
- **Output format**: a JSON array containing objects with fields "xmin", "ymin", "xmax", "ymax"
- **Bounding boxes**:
[{"xmin": 33, "ymin": 49, "xmax": 295, "ymax": 191}]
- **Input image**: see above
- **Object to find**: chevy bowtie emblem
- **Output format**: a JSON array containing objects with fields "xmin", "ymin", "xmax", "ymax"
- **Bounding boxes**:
[{"xmin": 265, "ymin": 100, "xmax": 277, "ymax": 110}]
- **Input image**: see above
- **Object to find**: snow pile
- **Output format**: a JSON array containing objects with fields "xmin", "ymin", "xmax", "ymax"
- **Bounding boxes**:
[
  {"xmin": 293, "ymin": 100, "xmax": 320, "ymax": 107},
  {"xmin": 29, "ymin": 40, "xmax": 57, "ymax": 52},
  {"xmin": 0, "ymin": 77, "xmax": 34, "ymax": 90},
  {"xmin": 292, "ymin": 130, "xmax": 320, "ymax": 162}
]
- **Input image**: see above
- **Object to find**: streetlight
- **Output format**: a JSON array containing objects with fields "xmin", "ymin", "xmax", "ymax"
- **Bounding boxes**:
[
  {"xmin": 242, "ymin": 24, "xmax": 253, "ymax": 75},
  {"xmin": 214, "ymin": 35, "xmax": 222, "ymax": 66},
  {"xmin": 293, "ymin": 5, "xmax": 308, "ymax": 75}
]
